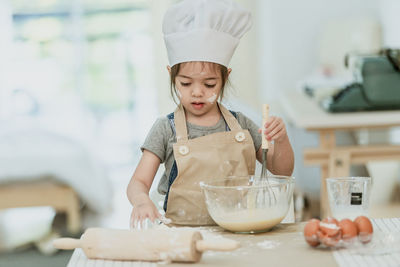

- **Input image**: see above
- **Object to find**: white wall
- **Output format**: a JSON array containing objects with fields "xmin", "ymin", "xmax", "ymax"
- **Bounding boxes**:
[
  {"xmin": 257, "ymin": 0, "xmax": 380, "ymax": 104},
  {"xmin": 0, "ymin": 1, "xmax": 13, "ymax": 119},
  {"xmin": 379, "ymin": 0, "xmax": 400, "ymax": 47},
  {"xmin": 227, "ymin": 1, "xmax": 260, "ymax": 112},
  {"xmin": 149, "ymin": 0, "xmax": 173, "ymax": 116}
]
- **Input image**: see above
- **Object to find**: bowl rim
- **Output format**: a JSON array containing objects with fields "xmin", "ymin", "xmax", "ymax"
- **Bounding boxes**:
[
  {"xmin": 326, "ymin": 176, "xmax": 371, "ymax": 183},
  {"xmin": 199, "ymin": 175, "xmax": 295, "ymax": 190}
]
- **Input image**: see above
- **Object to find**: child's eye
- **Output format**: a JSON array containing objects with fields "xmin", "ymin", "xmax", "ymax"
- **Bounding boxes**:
[
  {"xmin": 205, "ymin": 84, "xmax": 216, "ymax": 88},
  {"xmin": 180, "ymin": 82, "xmax": 191, "ymax": 87}
]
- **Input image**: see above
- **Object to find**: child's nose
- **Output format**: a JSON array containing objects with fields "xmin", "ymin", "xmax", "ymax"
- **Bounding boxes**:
[{"xmin": 191, "ymin": 85, "xmax": 203, "ymax": 97}]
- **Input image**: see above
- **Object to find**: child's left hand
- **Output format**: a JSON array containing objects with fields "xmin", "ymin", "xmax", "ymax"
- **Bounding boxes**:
[{"xmin": 259, "ymin": 116, "xmax": 288, "ymax": 143}]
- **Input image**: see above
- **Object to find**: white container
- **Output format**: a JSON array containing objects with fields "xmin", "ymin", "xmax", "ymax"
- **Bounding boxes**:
[{"xmin": 326, "ymin": 177, "xmax": 372, "ymax": 220}]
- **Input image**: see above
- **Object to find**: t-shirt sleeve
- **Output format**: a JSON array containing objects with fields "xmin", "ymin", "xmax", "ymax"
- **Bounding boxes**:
[
  {"xmin": 236, "ymin": 112, "xmax": 262, "ymax": 152},
  {"xmin": 140, "ymin": 117, "xmax": 173, "ymax": 163}
]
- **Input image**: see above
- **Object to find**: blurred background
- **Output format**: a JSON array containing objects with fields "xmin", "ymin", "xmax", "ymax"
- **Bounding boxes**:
[{"xmin": 0, "ymin": 0, "xmax": 399, "ymax": 266}]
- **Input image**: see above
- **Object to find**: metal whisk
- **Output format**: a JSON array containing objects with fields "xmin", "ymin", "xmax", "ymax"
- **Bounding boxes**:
[{"xmin": 260, "ymin": 104, "xmax": 277, "ymax": 205}]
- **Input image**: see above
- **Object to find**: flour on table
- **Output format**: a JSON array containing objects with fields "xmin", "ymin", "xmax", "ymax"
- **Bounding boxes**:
[{"xmin": 256, "ymin": 240, "xmax": 280, "ymax": 249}]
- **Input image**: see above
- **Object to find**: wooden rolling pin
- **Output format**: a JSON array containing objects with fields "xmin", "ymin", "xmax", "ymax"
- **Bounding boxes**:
[{"xmin": 53, "ymin": 228, "xmax": 239, "ymax": 263}]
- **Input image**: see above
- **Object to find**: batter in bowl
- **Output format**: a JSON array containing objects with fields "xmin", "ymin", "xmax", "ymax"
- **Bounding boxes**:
[{"xmin": 212, "ymin": 207, "xmax": 287, "ymax": 233}]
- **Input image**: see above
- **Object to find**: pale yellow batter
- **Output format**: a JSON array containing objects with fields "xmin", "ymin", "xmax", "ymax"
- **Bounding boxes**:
[{"xmin": 213, "ymin": 208, "xmax": 286, "ymax": 233}]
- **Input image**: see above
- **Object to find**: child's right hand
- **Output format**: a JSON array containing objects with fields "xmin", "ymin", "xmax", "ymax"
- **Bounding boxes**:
[{"xmin": 130, "ymin": 197, "xmax": 162, "ymax": 229}]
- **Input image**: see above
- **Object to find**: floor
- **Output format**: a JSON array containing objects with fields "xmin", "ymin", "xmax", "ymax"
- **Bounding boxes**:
[{"xmin": 0, "ymin": 248, "xmax": 73, "ymax": 267}]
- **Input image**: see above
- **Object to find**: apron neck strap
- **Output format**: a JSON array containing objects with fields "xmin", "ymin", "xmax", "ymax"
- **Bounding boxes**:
[
  {"xmin": 218, "ymin": 103, "xmax": 242, "ymax": 131},
  {"xmin": 174, "ymin": 103, "xmax": 242, "ymax": 142},
  {"xmin": 174, "ymin": 104, "xmax": 189, "ymax": 142}
]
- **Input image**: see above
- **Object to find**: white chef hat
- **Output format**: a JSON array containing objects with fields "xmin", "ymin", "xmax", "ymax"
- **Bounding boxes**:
[{"xmin": 162, "ymin": 0, "xmax": 252, "ymax": 67}]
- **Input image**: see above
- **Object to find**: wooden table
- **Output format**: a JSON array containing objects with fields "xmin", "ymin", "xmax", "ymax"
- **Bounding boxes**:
[
  {"xmin": 66, "ymin": 218, "xmax": 400, "ymax": 267},
  {"xmin": 281, "ymin": 90, "xmax": 400, "ymax": 218},
  {"xmin": 67, "ymin": 222, "xmax": 336, "ymax": 267}
]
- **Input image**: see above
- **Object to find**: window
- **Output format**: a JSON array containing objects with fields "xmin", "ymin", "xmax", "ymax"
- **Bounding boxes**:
[
  {"xmin": 8, "ymin": 0, "xmax": 152, "ymax": 115},
  {"xmin": 2, "ymin": 0, "xmax": 156, "ymax": 164}
]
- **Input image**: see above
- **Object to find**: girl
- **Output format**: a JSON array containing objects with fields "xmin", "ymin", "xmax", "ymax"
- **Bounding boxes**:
[{"xmin": 127, "ymin": 0, "xmax": 294, "ymax": 227}]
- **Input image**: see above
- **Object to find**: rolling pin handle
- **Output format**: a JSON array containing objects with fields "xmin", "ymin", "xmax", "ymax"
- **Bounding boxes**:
[
  {"xmin": 195, "ymin": 239, "xmax": 240, "ymax": 252},
  {"xmin": 53, "ymin": 238, "xmax": 82, "ymax": 250}
]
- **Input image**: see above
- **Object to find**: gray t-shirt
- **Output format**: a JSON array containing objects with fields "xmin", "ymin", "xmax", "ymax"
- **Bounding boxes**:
[{"xmin": 141, "ymin": 111, "xmax": 261, "ymax": 195}]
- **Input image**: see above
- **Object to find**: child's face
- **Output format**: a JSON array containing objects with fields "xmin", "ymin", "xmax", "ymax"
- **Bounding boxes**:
[{"xmin": 174, "ymin": 62, "xmax": 223, "ymax": 116}]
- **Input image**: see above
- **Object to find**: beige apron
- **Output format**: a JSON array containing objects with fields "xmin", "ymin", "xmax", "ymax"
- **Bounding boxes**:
[{"xmin": 165, "ymin": 103, "xmax": 256, "ymax": 225}]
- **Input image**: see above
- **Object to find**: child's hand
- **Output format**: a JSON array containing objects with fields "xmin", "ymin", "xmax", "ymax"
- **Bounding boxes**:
[
  {"xmin": 130, "ymin": 198, "xmax": 162, "ymax": 229},
  {"xmin": 259, "ymin": 116, "xmax": 288, "ymax": 143}
]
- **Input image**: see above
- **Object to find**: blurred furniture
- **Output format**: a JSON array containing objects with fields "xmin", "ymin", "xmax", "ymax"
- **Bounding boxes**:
[
  {"xmin": 0, "ymin": 181, "xmax": 80, "ymax": 234},
  {"xmin": 0, "ymin": 127, "xmax": 113, "ymax": 236},
  {"xmin": 282, "ymin": 90, "xmax": 400, "ymax": 218}
]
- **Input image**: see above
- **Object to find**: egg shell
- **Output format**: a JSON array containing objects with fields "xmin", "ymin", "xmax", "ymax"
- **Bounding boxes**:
[
  {"xmin": 320, "ymin": 217, "xmax": 341, "ymax": 237},
  {"xmin": 304, "ymin": 218, "xmax": 321, "ymax": 247},
  {"xmin": 354, "ymin": 216, "xmax": 373, "ymax": 243},
  {"xmin": 339, "ymin": 219, "xmax": 358, "ymax": 240}
]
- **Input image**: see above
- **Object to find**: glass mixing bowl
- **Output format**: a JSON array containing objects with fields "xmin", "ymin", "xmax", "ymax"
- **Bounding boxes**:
[{"xmin": 200, "ymin": 175, "xmax": 295, "ymax": 233}]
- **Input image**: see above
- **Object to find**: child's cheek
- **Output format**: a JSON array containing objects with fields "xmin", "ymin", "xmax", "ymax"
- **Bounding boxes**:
[
  {"xmin": 176, "ymin": 90, "xmax": 182, "ymax": 99},
  {"xmin": 207, "ymin": 93, "xmax": 217, "ymax": 103}
]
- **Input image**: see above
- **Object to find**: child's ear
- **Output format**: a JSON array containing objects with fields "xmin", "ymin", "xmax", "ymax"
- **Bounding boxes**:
[
  {"xmin": 228, "ymin": 68, "xmax": 232, "ymax": 76},
  {"xmin": 167, "ymin": 65, "xmax": 171, "ymax": 75}
]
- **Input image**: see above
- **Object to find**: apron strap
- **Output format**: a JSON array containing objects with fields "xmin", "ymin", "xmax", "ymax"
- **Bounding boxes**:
[
  {"xmin": 218, "ymin": 103, "xmax": 242, "ymax": 131},
  {"xmin": 174, "ymin": 104, "xmax": 189, "ymax": 142},
  {"xmin": 174, "ymin": 103, "xmax": 243, "ymax": 143}
]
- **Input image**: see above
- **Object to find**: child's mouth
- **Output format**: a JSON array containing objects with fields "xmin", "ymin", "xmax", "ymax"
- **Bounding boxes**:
[{"xmin": 191, "ymin": 102, "xmax": 204, "ymax": 110}]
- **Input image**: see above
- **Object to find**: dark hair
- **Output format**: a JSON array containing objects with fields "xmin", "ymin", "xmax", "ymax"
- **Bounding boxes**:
[{"xmin": 169, "ymin": 61, "xmax": 230, "ymax": 105}]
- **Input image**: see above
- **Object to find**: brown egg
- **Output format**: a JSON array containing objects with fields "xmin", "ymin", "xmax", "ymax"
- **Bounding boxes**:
[
  {"xmin": 339, "ymin": 219, "xmax": 358, "ymax": 240},
  {"xmin": 354, "ymin": 216, "xmax": 373, "ymax": 243},
  {"xmin": 303, "ymin": 218, "xmax": 321, "ymax": 247},
  {"xmin": 320, "ymin": 217, "xmax": 341, "ymax": 237}
]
